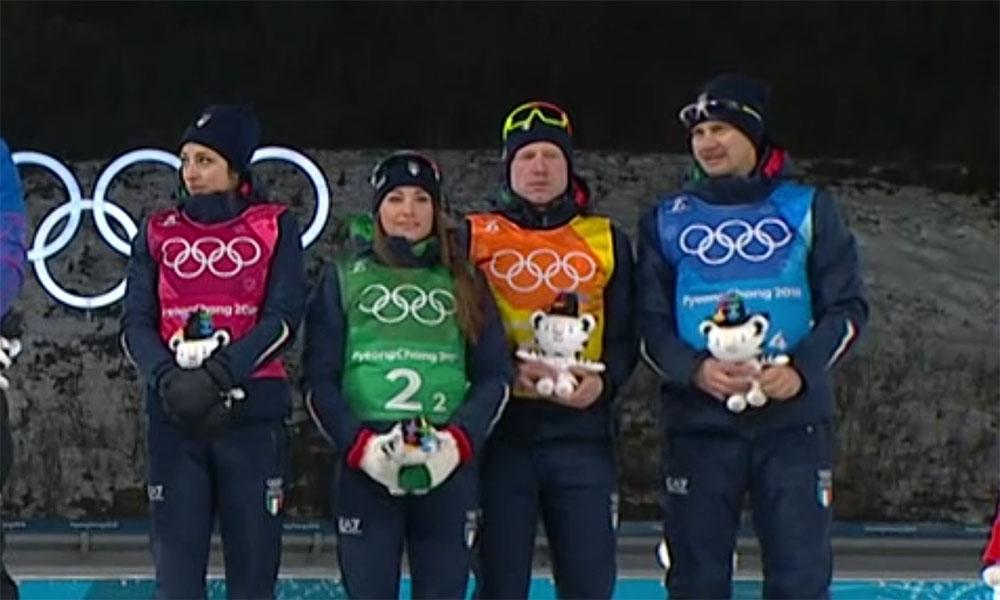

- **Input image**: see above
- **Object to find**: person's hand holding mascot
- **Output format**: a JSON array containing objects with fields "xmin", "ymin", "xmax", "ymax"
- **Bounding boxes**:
[
  {"xmin": 516, "ymin": 292, "xmax": 605, "ymax": 399},
  {"xmin": 699, "ymin": 293, "xmax": 789, "ymax": 413}
]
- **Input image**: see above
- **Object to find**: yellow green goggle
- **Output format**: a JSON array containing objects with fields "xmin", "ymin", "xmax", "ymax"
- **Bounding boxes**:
[{"xmin": 502, "ymin": 101, "xmax": 573, "ymax": 142}]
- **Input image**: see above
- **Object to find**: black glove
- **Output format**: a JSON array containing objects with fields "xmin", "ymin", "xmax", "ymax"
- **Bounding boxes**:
[{"xmin": 157, "ymin": 357, "xmax": 238, "ymax": 432}]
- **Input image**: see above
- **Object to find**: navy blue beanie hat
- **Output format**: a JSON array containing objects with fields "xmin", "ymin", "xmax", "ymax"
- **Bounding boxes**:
[
  {"xmin": 370, "ymin": 151, "xmax": 442, "ymax": 213},
  {"xmin": 179, "ymin": 105, "xmax": 260, "ymax": 175},
  {"xmin": 679, "ymin": 74, "xmax": 770, "ymax": 149},
  {"xmin": 501, "ymin": 101, "xmax": 575, "ymax": 187}
]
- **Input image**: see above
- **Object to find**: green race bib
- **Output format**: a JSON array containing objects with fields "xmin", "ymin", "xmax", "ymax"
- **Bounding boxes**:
[{"xmin": 339, "ymin": 257, "xmax": 468, "ymax": 424}]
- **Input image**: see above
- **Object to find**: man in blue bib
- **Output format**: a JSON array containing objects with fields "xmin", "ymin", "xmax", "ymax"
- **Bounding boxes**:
[{"xmin": 637, "ymin": 74, "xmax": 869, "ymax": 599}]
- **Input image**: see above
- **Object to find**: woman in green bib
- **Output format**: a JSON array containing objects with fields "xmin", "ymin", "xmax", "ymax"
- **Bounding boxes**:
[{"xmin": 303, "ymin": 151, "xmax": 512, "ymax": 599}]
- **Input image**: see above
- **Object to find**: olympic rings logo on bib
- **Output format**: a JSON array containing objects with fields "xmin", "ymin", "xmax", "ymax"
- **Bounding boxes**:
[
  {"xmin": 679, "ymin": 217, "xmax": 792, "ymax": 265},
  {"xmin": 13, "ymin": 147, "xmax": 331, "ymax": 309},
  {"xmin": 161, "ymin": 236, "xmax": 262, "ymax": 279},
  {"xmin": 488, "ymin": 248, "xmax": 596, "ymax": 293},
  {"xmin": 358, "ymin": 283, "xmax": 456, "ymax": 326}
]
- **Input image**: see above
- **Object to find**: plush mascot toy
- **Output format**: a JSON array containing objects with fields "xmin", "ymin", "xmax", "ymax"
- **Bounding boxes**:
[
  {"xmin": 516, "ymin": 292, "xmax": 605, "ymax": 399},
  {"xmin": 169, "ymin": 309, "xmax": 231, "ymax": 369},
  {"xmin": 699, "ymin": 293, "xmax": 789, "ymax": 413},
  {"xmin": 168, "ymin": 310, "xmax": 243, "ymax": 405},
  {"xmin": 983, "ymin": 503, "xmax": 1000, "ymax": 597},
  {"xmin": 363, "ymin": 417, "xmax": 461, "ymax": 496}
]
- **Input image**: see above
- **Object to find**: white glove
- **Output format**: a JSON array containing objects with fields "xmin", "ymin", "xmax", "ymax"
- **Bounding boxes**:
[
  {"xmin": 983, "ymin": 563, "xmax": 1000, "ymax": 588},
  {"xmin": 0, "ymin": 336, "xmax": 23, "ymax": 391},
  {"xmin": 656, "ymin": 539, "xmax": 671, "ymax": 572},
  {"xmin": 357, "ymin": 424, "xmax": 406, "ymax": 496}
]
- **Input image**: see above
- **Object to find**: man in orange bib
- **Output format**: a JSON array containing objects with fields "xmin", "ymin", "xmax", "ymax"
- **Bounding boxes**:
[{"xmin": 467, "ymin": 101, "xmax": 637, "ymax": 599}]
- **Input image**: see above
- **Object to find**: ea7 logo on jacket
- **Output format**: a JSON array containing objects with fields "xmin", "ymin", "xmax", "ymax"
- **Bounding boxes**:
[
  {"xmin": 338, "ymin": 517, "xmax": 363, "ymax": 535},
  {"xmin": 147, "ymin": 485, "xmax": 164, "ymax": 502},
  {"xmin": 665, "ymin": 476, "xmax": 689, "ymax": 496}
]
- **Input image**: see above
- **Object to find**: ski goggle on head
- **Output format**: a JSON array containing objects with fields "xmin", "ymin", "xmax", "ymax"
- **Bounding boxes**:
[
  {"xmin": 678, "ymin": 93, "xmax": 763, "ymax": 129},
  {"xmin": 502, "ymin": 101, "xmax": 573, "ymax": 142},
  {"xmin": 369, "ymin": 150, "xmax": 442, "ymax": 189}
]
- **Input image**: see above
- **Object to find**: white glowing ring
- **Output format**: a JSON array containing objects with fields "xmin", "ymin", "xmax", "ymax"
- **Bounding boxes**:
[
  {"xmin": 15, "ymin": 152, "xmax": 85, "ymax": 261},
  {"xmin": 31, "ymin": 199, "xmax": 137, "ymax": 309},
  {"xmin": 92, "ymin": 149, "xmax": 180, "ymax": 255},
  {"xmin": 250, "ymin": 146, "xmax": 330, "ymax": 249},
  {"xmin": 14, "ymin": 146, "xmax": 332, "ymax": 310}
]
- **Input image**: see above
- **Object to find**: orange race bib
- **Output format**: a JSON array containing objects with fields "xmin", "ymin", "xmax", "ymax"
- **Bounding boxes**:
[{"xmin": 467, "ymin": 213, "xmax": 614, "ymax": 362}]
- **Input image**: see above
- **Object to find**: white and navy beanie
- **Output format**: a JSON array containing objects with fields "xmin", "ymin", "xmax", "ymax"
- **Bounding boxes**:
[
  {"xmin": 179, "ymin": 105, "xmax": 260, "ymax": 175},
  {"xmin": 370, "ymin": 151, "xmax": 442, "ymax": 213},
  {"xmin": 687, "ymin": 74, "xmax": 770, "ymax": 149}
]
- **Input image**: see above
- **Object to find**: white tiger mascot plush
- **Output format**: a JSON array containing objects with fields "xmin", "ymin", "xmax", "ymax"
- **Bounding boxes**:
[
  {"xmin": 516, "ymin": 292, "xmax": 605, "ymax": 399},
  {"xmin": 699, "ymin": 293, "xmax": 789, "ymax": 413}
]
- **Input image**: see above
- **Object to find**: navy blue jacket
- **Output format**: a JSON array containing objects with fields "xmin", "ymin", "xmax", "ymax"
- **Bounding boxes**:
[
  {"xmin": 121, "ymin": 194, "xmax": 307, "ymax": 423},
  {"xmin": 302, "ymin": 244, "xmax": 513, "ymax": 459},
  {"xmin": 637, "ymin": 154, "xmax": 868, "ymax": 434},
  {"xmin": 0, "ymin": 138, "xmax": 26, "ymax": 320},
  {"xmin": 463, "ymin": 189, "xmax": 638, "ymax": 443}
]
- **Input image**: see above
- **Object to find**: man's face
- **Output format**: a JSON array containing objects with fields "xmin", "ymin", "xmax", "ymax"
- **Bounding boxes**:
[
  {"xmin": 509, "ymin": 141, "xmax": 569, "ymax": 206},
  {"xmin": 690, "ymin": 121, "xmax": 758, "ymax": 178}
]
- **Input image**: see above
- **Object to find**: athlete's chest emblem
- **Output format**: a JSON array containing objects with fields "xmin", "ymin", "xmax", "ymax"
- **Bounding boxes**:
[
  {"xmin": 358, "ymin": 283, "xmax": 456, "ymax": 326},
  {"xmin": 679, "ymin": 217, "xmax": 792, "ymax": 265},
  {"xmin": 489, "ymin": 248, "xmax": 596, "ymax": 293},
  {"xmin": 161, "ymin": 235, "xmax": 262, "ymax": 279}
]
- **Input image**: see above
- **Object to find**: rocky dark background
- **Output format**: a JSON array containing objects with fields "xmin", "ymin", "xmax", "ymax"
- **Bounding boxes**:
[
  {"xmin": 1, "ymin": 149, "xmax": 997, "ymax": 526},
  {"xmin": 0, "ymin": 3, "xmax": 997, "ymax": 525}
]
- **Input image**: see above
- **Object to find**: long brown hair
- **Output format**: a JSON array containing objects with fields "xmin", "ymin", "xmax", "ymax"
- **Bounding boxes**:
[{"xmin": 373, "ymin": 199, "xmax": 486, "ymax": 343}]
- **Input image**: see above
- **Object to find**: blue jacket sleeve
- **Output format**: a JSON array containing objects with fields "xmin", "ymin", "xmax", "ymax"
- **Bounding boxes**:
[
  {"xmin": 635, "ymin": 206, "xmax": 707, "ymax": 389},
  {"xmin": 120, "ymin": 221, "xmax": 175, "ymax": 385},
  {"xmin": 0, "ymin": 138, "xmax": 26, "ymax": 319},
  {"xmin": 600, "ymin": 226, "xmax": 639, "ymax": 399},
  {"xmin": 789, "ymin": 190, "xmax": 868, "ymax": 389},
  {"xmin": 446, "ymin": 272, "xmax": 513, "ymax": 455},
  {"xmin": 302, "ymin": 264, "xmax": 358, "ymax": 451},
  {"xmin": 213, "ymin": 211, "xmax": 306, "ymax": 381}
]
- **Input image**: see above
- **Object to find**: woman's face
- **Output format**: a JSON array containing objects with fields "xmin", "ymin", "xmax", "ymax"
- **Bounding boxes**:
[
  {"xmin": 378, "ymin": 185, "xmax": 435, "ymax": 242},
  {"xmin": 180, "ymin": 142, "xmax": 239, "ymax": 195}
]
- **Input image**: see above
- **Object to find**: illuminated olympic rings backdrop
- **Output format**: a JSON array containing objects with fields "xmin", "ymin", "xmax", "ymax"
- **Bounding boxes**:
[{"xmin": 12, "ymin": 147, "xmax": 331, "ymax": 310}]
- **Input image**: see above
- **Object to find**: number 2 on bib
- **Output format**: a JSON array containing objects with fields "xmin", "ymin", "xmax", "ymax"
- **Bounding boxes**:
[{"xmin": 383, "ymin": 368, "xmax": 448, "ymax": 413}]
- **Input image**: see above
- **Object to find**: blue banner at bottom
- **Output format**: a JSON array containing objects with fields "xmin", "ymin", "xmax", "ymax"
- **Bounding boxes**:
[{"xmin": 14, "ymin": 578, "xmax": 995, "ymax": 600}]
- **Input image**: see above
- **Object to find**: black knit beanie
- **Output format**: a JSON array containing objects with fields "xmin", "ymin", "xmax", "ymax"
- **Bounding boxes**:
[
  {"xmin": 179, "ymin": 105, "xmax": 260, "ymax": 174},
  {"xmin": 681, "ymin": 74, "xmax": 769, "ymax": 149},
  {"xmin": 501, "ymin": 101, "xmax": 575, "ymax": 188},
  {"xmin": 370, "ymin": 151, "xmax": 442, "ymax": 213}
]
